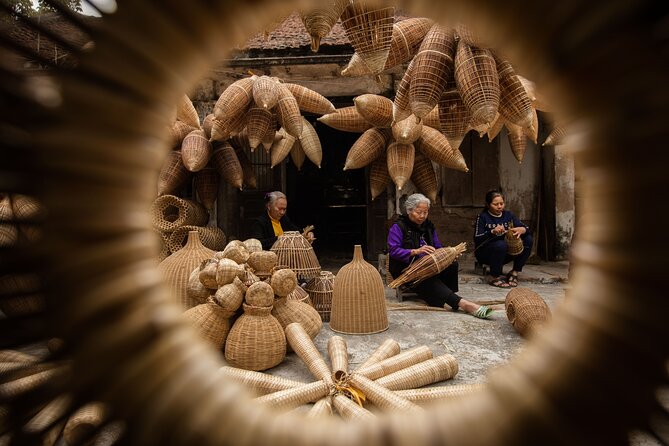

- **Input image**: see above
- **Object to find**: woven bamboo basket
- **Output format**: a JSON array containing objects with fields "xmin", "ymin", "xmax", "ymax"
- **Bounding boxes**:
[
  {"xmin": 387, "ymin": 141, "xmax": 415, "ymax": 191},
  {"xmin": 223, "ymin": 240, "xmax": 251, "ymax": 265},
  {"xmin": 246, "ymin": 106, "xmax": 275, "ymax": 151},
  {"xmin": 341, "ymin": 52, "xmax": 373, "ymax": 77},
  {"xmin": 261, "ymin": 119, "xmax": 280, "ymax": 153},
  {"xmin": 0, "ymin": 349, "xmax": 37, "ymax": 363},
  {"xmin": 252, "ymin": 76, "xmax": 279, "ymax": 110},
  {"xmin": 375, "ymin": 354, "xmax": 459, "ymax": 390},
  {"xmin": 454, "ymin": 41, "xmax": 499, "ymax": 129},
  {"xmin": 332, "ymin": 394, "xmax": 375, "ymax": 420},
  {"xmin": 202, "ymin": 114, "xmax": 215, "ymax": 139},
  {"xmin": 150, "ymin": 195, "xmax": 209, "ymax": 233},
  {"xmin": 284, "ymin": 83, "xmax": 336, "ymax": 115},
  {"xmin": 169, "ymin": 120, "xmax": 197, "ymax": 149},
  {"xmin": 495, "ymin": 56, "xmax": 535, "ymax": 131},
  {"xmin": 505, "ymin": 287, "xmax": 551, "ymax": 338},
  {"xmin": 344, "ymin": 128, "xmax": 389, "ymax": 171},
  {"xmin": 270, "ymin": 129, "xmax": 297, "ymax": 168},
  {"xmin": 304, "ymin": 270, "xmax": 335, "ymax": 322},
  {"xmin": 193, "ymin": 167, "xmax": 219, "ymax": 212},
  {"xmin": 187, "ymin": 266, "xmax": 211, "ymax": 305},
  {"xmin": 270, "ymin": 267, "xmax": 298, "ymax": 297},
  {"xmin": 410, "ymin": 24, "xmax": 456, "ymax": 119},
  {"xmin": 356, "ymin": 339, "xmax": 401, "ymax": 371},
  {"xmin": 287, "ymin": 284, "xmax": 312, "ymax": 306},
  {"xmin": 354, "ymin": 94, "xmax": 393, "ymax": 128},
  {"xmin": 369, "ymin": 154, "xmax": 390, "ymax": 200},
  {"xmin": 300, "ymin": 0, "xmax": 350, "ymax": 52},
  {"xmin": 219, "ymin": 366, "xmax": 304, "ymax": 397},
  {"xmin": 176, "ymin": 94, "xmax": 200, "ymax": 129},
  {"xmin": 384, "ymin": 18, "xmax": 435, "ymax": 70},
  {"xmin": 181, "ymin": 129, "xmax": 212, "ymax": 172},
  {"xmin": 340, "ymin": 3, "xmax": 395, "ymax": 75},
  {"xmin": 422, "ymin": 106, "xmax": 441, "ymax": 130},
  {"xmin": 298, "ymin": 118, "xmax": 322, "ymax": 168},
  {"xmin": 393, "ymin": 59, "xmax": 415, "ymax": 123},
  {"xmin": 505, "ymin": 121, "xmax": 527, "ymax": 163},
  {"xmin": 239, "ymin": 266, "xmax": 260, "ymax": 288},
  {"xmin": 158, "ymin": 231, "xmax": 216, "ymax": 310},
  {"xmin": 306, "ymin": 397, "xmax": 333, "ymax": 418},
  {"xmin": 183, "ymin": 301, "xmax": 232, "ymax": 349},
  {"xmin": 395, "ymin": 383, "xmax": 485, "ymax": 405},
  {"xmin": 212, "ymin": 143, "xmax": 244, "ymax": 190},
  {"xmin": 486, "ymin": 113, "xmax": 505, "ymax": 142},
  {"xmin": 417, "ymin": 126, "xmax": 469, "ymax": 172},
  {"xmin": 245, "ymin": 281, "xmax": 275, "ymax": 307},
  {"xmin": 392, "ymin": 115, "xmax": 423, "ymax": 144},
  {"xmin": 505, "ymin": 227, "xmax": 525, "ymax": 256},
  {"xmin": 290, "ymin": 140, "xmax": 306, "ymax": 170},
  {"xmin": 438, "ymin": 88, "xmax": 471, "ymax": 143},
  {"xmin": 199, "ymin": 258, "xmax": 220, "ymax": 289},
  {"xmin": 243, "ymin": 238, "xmax": 262, "ymax": 254},
  {"xmin": 157, "ymin": 150, "xmax": 192, "ymax": 196},
  {"xmin": 216, "ymin": 258, "xmax": 245, "ymax": 287},
  {"xmin": 523, "ymin": 107, "xmax": 539, "ymax": 144},
  {"xmin": 330, "ymin": 245, "xmax": 388, "ymax": 334},
  {"xmin": 285, "ymin": 323, "xmax": 333, "ymax": 385},
  {"xmin": 214, "ymin": 77, "xmax": 255, "ymax": 124},
  {"xmin": 11, "ymin": 193, "xmax": 46, "ymax": 242},
  {"xmin": 211, "ymin": 104, "xmax": 251, "ymax": 143},
  {"xmin": 348, "ymin": 374, "xmax": 422, "ymax": 413},
  {"xmin": 224, "ymin": 303, "xmax": 286, "ymax": 371},
  {"xmin": 355, "ymin": 345, "xmax": 433, "ymax": 380},
  {"xmin": 231, "ymin": 147, "xmax": 256, "ymax": 190},
  {"xmin": 275, "ymin": 83, "xmax": 303, "ymax": 139},
  {"xmin": 388, "ymin": 243, "xmax": 466, "ymax": 288},
  {"xmin": 150, "ymin": 195, "xmax": 208, "ymax": 233},
  {"xmin": 255, "ymin": 380, "xmax": 330, "ymax": 411},
  {"xmin": 543, "ymin": 122, "xmax": 567, "ymax": 146},
  {"xmin": 0, "ymin": 273, "xmax": 45, "ymax": 317},
  {"xmin": 213, "ymin": 278, "xmax": 247, "ymax": 315},
  {"xmin": 317, "ymin": 107, "xmax": 372, "ymax": 133},
  {"xmin": 63, "ymin": 402, "xmax": 107, "ymax": 446},
  {"xmin": 411, "ymin": 150, "xmax": 438, "ymax": 203},
  {"xmin": 270, "ymin": 231, "xmax": 321, "ymax": 280},
  {"xmin": 518, "ymin": 74, "xmax": 552, "ymax": 112},
  {"xmin": 247, "ymin": 250, "xmax": 278, "ymax": 278},
  {"xmin": 0, "ymin": 195, "xmax": 17, "ymax": 247},
  {"xmin": 328, "ymin": 336, "xmax": 348, "ymax": 377},
  {"xmin": 272, "ymin": 298, "xmax": 323, "ymax": 339}
]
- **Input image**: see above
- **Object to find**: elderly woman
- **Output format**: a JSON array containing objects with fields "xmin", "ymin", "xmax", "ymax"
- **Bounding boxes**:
[
  {"xmin": 251, "ymin": 191, "xmax": 314, "ymax": 250},
  {"xmin": 388, "ymin": 193, "xmax": 493, "ymax": 319},
  {"xmin": 474, "ymin": 190, "xmax": 533, "ymax": 288}
]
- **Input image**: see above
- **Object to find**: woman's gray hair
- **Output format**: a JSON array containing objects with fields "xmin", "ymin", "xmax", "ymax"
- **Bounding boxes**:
[
  {"xmin": 404, "ymin": 193, "xmax": 431, "ymax": 213},
  {"xmin": 265, "ymin": 191, "xmax": 286, "ymax": 208}
]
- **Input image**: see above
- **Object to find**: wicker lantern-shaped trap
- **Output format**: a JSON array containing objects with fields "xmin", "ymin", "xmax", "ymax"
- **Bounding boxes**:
[
  {"xmin": 388, "ymin": 243, "xmax": 466, "ymax": 289},
  {"xmin": 270, "ymin": 231, "xmax": 321, "ymax": 281},
  {"xmin": 330, "ymin": 245, "xmax": 388, "ymax": 334},
  {"xmin": 505, "ymin": 287, "xmax": 551, "ymax": 338},
  {"xmin": 304, "ymin": 271, "xmax": 335, "ymax": 322}
]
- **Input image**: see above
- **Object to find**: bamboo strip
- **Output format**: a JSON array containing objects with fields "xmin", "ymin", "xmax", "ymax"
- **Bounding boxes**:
[{"xmin": 217, "ymin": 366, "xmax": 304, "ymax": 397}]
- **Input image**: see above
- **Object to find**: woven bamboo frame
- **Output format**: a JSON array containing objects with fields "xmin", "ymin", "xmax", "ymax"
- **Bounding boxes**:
[
  {"xmin": 285, "ymin": 323, "xmax": 333, "ymax": 385},
  {"xmin": 409, "ymin": 24, "xmax": 456, "ymax": 119},
  {"xmin": 454, "ymin": 41, "xmax": 499, "ymax": 129},
  {"xmin": 270, "ymin": 129, "xmax": 297, "ymax": 168},
  {"xmin": 317, "ymin": 106, "xmax": 372, "ymax": 133},
  {"xmin": 169, "ymin": 120, "xmax": 197, "ymax": 149},
  {"xmin": 505, "ymin": 287, "xmax": 552, "ymax": 338},
  {"xmin": 193, "ymin": 167, "xmax": 219, "ymax": 211},
  {"xmin": 393, "ymin": 59, "xmax": 415, "ymax": 123},
  {"xmin": 303, "ymin": 270, "xmax": 335, "ymax": 322},
  {"xmin": 183, "ymin": 302, "xmax": 232, "ymax": 348},
  {"xmin": 219, "ymin": 366, "xmax": 304, "ymax": 397},
  {"xmin": 284, "ymin": 83, "xmax": 335, "ymax": 115},
  {"xmin": 543, "ymin": 122, "xmax": 567, "ymax": 146},
  {"xmin": 0, "ymin": 195, "xmax": 17, "ymax": 247},
  {"xmin": 422, "ymin": 106, "xmax": 440, "ymax": 130},
  {"xmin": 354, "ymin": 94, "xmax": 393, "ymax": 128},
  {"xmin": 246, "ymin": 106, "xmax": 274, "ymax": 150},
  {"xmin": 300, "ymin": 0, "xmax": 350, "ymax": 52},
  {"xmin": 212, "ymin": 143, "xmax": 244, "ymax": 190},
  {"xmin": 255, "ymin": 381, "xmax": 330, "ymax": 411},
  {"xmin": 167, "ymin": 225, "xmax": 227, "ymax": 253},
  {"xmin": 270, "ymin": 231, "xmax": 321, "ymax": 280},
  {"xmin": 355, "ymin": 339, "xmax": 401, "ymax": 372},
  {"xmin": 344, "ymin": 128, "xmax": 389, "ymax": 171},
  {"xmin": 157, "ymin": 150, "xmax": 192, "ymax": 196},
  {"xmin": 202, "ymin": 114, "xmax": 215, "ymax": 139},
  {"xmin": 150, "ymin": 195, "xmax": 209, "ymax": 233},
  {"xmin": 495, "ymin": 56, "xmax": 535, "ymax": 131},
  {"xmin": 417, "ymin": 126, "xmax": 469, "ymax": 172},
  {"xmin": 332, "ymin": 394, "xmax": 375, "ymax": 420},
  {"xmin": 517, "ymin": 74, "xmax": 552, "ymax": 112},
  {"xmin": 340, "ymin": 4, "xmax": 395, "ymax": 75},
  {"xmin": 181, "ymin": 129, "xmax": 212, "ymax": 172},
  {"xmin": 439, "ymin": 88, "xmax": 471, "ymax": 140},
  {"xmin": 505, "ymin": 121, "xmax": 527, "ymax": 163},
  {"xmin": 275, "ymin": 83, "xmax": 303, "ymax": 139},
  {"xmin": 369, "ymin": 154, "xmax": 390, "ymax": 200},
  {"xmin": 233, "ymin": 143, "xmax": 258, "ymax": 189},
  {"xmin": 486, "ymin": 112, "xmax": 505, "ymax": 142},
  {"xmin": 410, "ymin": 150, "xmax": 438, "ymax": 203},
  {"xmin": 177, "ymin": 94, "xmax": 201, "ymax": 129},
  {"xmin": 252, "ymin": 76, "xmax": 279, "ymax": 110},
  {"xmin": 386, "ymin": 142, "xmax": 415, "ymax": 191},
  {"xmin": 374, "ymin": 354, "xmax": 459, "ymax": 391},
  {"xmin": 388, "ymin": 243, "xmax": 466, "ymax": 289},
  {"xmin": 290, "ymin": 139, "xmax": 306, "ymax": 170},
  {"xmin": 327, "ymin": 336, "xmax": 348, "ymax": 377},
  {"xmin": 2, "ymin": 1, "xmax": 666, "ymax": 445},
  {"xmin": 271, "ymin": 297, "xmax": 323, "ymax": 341},
  {"xmin": 214, "ymin": 77, "xmax": 255, "ymax": 123},
  {"xmin": 298, "ymin": 118, "xmax": 322, "ymax": 168},
  {"xmin": 455, "ymin": 22, "xmax": 491, "ymax": 48},
  {"xmin": 306, "ymin": 397, "xmax": 332, "ymax": 418},
  {"xmin": 261, "ymin": 116, "xmax": 280, "ymax": 153},
  {"xmin": 286, "ymin": 284, "xmax": 312, "ymax": 306},
  {"xmin": 384, "ymin": 18, "xmax": 435, "ymax": 70}
]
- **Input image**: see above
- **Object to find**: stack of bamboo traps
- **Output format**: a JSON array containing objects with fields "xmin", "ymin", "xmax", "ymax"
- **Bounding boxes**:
[{"xmin": 219, "ymin": 324, "xmax": 485, "ymax": 418}]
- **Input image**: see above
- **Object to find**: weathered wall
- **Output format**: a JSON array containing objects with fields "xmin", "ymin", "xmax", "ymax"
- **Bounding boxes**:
[{"xmin": 554, "ymin": 145, "xmax": 575, "ymax": 259}]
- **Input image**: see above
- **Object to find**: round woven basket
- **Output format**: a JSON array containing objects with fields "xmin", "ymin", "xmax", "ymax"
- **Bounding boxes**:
[
  {"xmin": 271, "ymin": 297, "xmax": 322, "ymax": 340},
  {"xmin": 330, "ymin": 246, "xmax": 388, "ymax": 334},
  {"xmin": 151, "ymin": 195, "xmax": 209, "ymax": 233},
  {"xmin": 304, "ymin": 271, "xmax": 335, "ymax": 322},
  {"xmin": 505, "ymin": 229, "xmax": 524, "ymax": 256},
  {"xmin": 286, "ymin": 284, "xmax": 312, "ymax": 306},
  {"xmin": 183, "ymin": 300, "xmax": 233, "ymax": 349},
  {"xmin": 224, "ymin": 303, "xmax": 286, "ymax": 371},
  {"xmin": 247, "ymin": 250, "xmax": 278, "ymax": 278},
  {"xmin": 270, "ymin": 231, "xmax": 321, "ymax": 280},
  {"xmin": 505, "ymin": 287, "xmax": 551, "ymax": 337}
]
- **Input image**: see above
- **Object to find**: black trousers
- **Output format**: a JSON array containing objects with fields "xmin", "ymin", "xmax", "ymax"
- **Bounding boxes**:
[
  {"xmin": 475, "ymin": 234, "xmax": 533, "ymax": 277},
  {"xmin": 408, "ymin": 261, "xmax": 461, "ymax": 310}
]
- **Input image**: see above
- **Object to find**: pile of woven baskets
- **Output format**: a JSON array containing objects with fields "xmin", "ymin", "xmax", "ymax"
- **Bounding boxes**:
[
  {"xmin": 181, "ymin": 239, "xmax": 326, "ymax": 371},
  {"xmin": 220, "ymin": 330, "xmax": 478, "ymax": 416}
]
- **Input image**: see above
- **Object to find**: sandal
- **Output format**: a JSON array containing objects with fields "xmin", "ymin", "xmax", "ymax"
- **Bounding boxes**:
[
  {"xmin": 506, "ymin": 272, "xmax": 518, "ymax": 287},
  {"xmin": 489, "ymin": 277, "xmax": 510, "ymax": 288},
  {"xmin": 473, "ymin": 305, "xmax": 494, "ymax": 319}
]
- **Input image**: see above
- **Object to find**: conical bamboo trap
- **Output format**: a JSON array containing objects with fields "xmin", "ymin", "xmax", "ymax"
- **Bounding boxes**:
[
  {"xmin": 340, "ymin": 3, "xmax": 395, "ymax": 75},
  {"xmin": 0, "ymin": 1, "xmax": 665, "ymax": 446},
  {"xmin": 388, "ymin": 242, "xmax": 467, "ymax": 288}
]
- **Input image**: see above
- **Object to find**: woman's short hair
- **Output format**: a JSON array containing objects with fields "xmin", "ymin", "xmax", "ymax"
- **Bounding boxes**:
[
  {"xmin": 485, "ymin": 190, "xmax": 504, "ymax": 207},
  {"xmin": 264, "ymin": 191, "xmax": 286, "ymax": 208},
  {"xmin": 405, "ymin": 193, "xmax": 430, "ymax": 213}
]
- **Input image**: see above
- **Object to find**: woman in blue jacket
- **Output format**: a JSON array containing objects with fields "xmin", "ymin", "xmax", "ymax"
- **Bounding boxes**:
[{"xmin": 474, "ymin": 190, "xmax": 533, "ymax": 288}]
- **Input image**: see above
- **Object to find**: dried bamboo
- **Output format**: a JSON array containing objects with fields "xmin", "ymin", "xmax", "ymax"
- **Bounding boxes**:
[
  {"xmin": 306, "ymin": 397, "xmax": 333, "ymax": 418},
  {"xmin": 327, "ymin": 336, "xmax": 348, "ymax": 378},
  {"xmin": 344, "ymin": 128, "xmax": 389, "ymax": 170},
  {"xmin": 388, "ymin": 243, "xmax": 467, "ymax": 288},
  {"xmin": 417, "ymin": 126, "xmax": 469, "ymax": 172},
  {"xmin": 375, "ymin": 354, "xmax": 459, "ymax": 390},
  {"xmin": 332, "ymin": 394, "xmax": 375, "ymax": 420},
  {"xmin": 396, "ymin": 383, "xmax": 485, "ymax": 404},
  {"xmin": 317, "ymin": 106, "xmax": 372, "ymax": 133},
  {"xmin": 386, "ymin": 142, "xmax": 415, "ymax": 190}
]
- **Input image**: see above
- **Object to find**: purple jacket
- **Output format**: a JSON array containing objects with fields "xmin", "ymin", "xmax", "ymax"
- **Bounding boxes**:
[{"xmin": 387, "ymin": 220, "xmax": 443, "ymax": 265}]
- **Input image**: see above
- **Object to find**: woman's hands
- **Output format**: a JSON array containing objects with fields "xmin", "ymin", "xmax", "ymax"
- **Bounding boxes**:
[
  {"xmin": 411, "ymin": 245, "xmax": 435, "ymax": 256},
  {"xmin": 491, "ymin": 224, "xmax": 505, "ymax": 236},
  {"xmin": 509, "ymin": 227, "xmax": 526, "ymax": 239}
]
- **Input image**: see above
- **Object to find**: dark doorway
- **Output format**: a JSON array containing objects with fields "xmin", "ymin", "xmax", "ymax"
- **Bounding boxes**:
[{"xmin": 287, "ymin": 119, "xmax": 367, "ymax": 263}]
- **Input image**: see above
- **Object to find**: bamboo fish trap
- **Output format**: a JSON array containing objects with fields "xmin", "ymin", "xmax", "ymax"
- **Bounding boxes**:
[
  {"xmin": 270, "ymin": 231, "xmax": 321, "ymax": 280},
  {"xmin": 340, "ymin": 3, "xmax": 395, "ymax": 75},
  {"xmin": 388, "ymin": 242, "xmax": 467, "ymax": 288}
]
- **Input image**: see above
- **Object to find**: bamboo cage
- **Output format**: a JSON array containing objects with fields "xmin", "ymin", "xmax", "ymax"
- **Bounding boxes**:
[
  {"xmin": 369, "ymin": 154, "xmax": 390, "ymax": 200},
  {"xmin": 284, "ymin": 83, "xmax": 336, "ymax": 115},
  {"xmin": 340, "ymin": 3, "xmax": 395, "ymax": 75},
  {"xmin": 355, "ymin": 339, "xmax": 401, "ymax": 371},
  {"xmin": 218, "ymin": 366, "xmax": 304, "ymax": 397},
  {"xmin": 252, "ymin": 76, "xmax": 280, "ymax": 110},
  {"xmin": 270, "ymin": 231, "xmax": 321, "ymax": 280},
  {"xmin": 438, "ymin": 88, "xmax": 471, "ymax": 145},
  {"xmin": 543, "ymin": 122, "xmax": 567, "ymax": 146},
  {"xmin": 169, "ymin": 120, "xmax": 196, "ymax": 149},
  {"xmin": 317, "ymin": 106, "xmax": 373, "ymax": 133},
  {"xmin": 422, "ymin": 106, "xmax": 440, "ymax": 130},
  {"xmin": 300, "ymin": 0, "xmax": 350, "ymax": 52},
  {"xmin": 505, "ymin": 121, "xmax": 527, "ymax": 163},
  {"xmin": 181, "ymin": 129, "xmax": 212, "ymax": 172},
  {"xmin": 298, "ymin": 118, "xmax": 323, "ymax": 168},
  {"xmin": 214, "ymin": 76, "xmax": 255, "ymax": 124},
  {"xmin": 354, "ymin": 94, "xmax": 393, "ymax": 128},
  {"xmin": 157, "ymin": 150, "xmax": 192, "ymax": 196},
  {"xmin": 454, "ymin": 41, "xmax": 499, "ymax": 129},
  {"xmin": 387, "ymin": 142, "xmax": 415, "ymax": 190},
  {"xmin": 290, "ymin": 139, "xmax": 306, "ymax": 170},
  {"xmin": 495, "ymin": 55, "xmax": 535, "ymax": 131},
  {"xmin": 183, "ymin": 301, "xmax": 232, "ymax": 348},
  {"xmin": 167, "ymin": 225, "xmax": 227, "ymax": 253},
  {"xmin": 505, "ymin": 287, "xmax": 551, "ymax": 338},
  {"xmin": 212, "ymin": 143, "xmax": 244, "ymax": 190},
  {"xmin": 417, "ymin": 126, "xmax": 469, "ymax": 172},
  {"xmin": 177, "ymin": 94, "xmax": 200, "ymax": 129},
  {"xmin": 374, "ymin": 354, "xmax": 459, "ymax": 391},
  {"xmin": 275, "ymin": 83, "xmax": 303, "ymax": 139},
  {"xmin": 150, "ymin": 195, "xmax": 208, "ymax": 233},
  {"xmin": 392, "ymin": 115, "xmax": 423, "ymax": 144},
  {"xmin": 303, "ymin": 271, "xmax": 335, "ymax": 322},
  {"xmin": 388, "ymin": 243, "xmax": 467, "ymax": 289},
  {"xmin": 193, "ymin": 167, "xmax": 219, "ymax": 212},
  {"xmin": 246, "ymin": 106, "xmax": 275, "ymax": 150},
  {"xmin": 271, "ymin": 129, "xmax": 297, "ymax": 168},
  {"xmin": 344, "ymin": 128, "xmax": 389, "ymax": 170},
  {"xmin": 410, "ymin": 150, "xmax": 439, "ymax": 203},
  {"xmin": 393, "ymin": 59, "xmax": 415, "ymax": 123}
]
